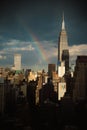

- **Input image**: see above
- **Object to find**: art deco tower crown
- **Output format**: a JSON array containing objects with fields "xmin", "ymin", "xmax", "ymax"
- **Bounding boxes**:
[{"xmin": 58, "ymin": 14, "xmax": 68, "ymax": 62}]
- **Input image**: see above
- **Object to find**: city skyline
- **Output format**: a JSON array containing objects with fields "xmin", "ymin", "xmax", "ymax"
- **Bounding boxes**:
[{"xmin": 0, "ymin": 0, "xmax": 87, "ymax": 71}]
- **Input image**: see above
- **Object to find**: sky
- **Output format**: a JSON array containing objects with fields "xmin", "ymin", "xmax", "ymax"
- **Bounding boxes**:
[{"xmin": 0, "ymin": 0, "xmax": 87, "ymax": 71}]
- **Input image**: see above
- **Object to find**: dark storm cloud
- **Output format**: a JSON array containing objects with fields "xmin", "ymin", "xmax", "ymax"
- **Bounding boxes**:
[
  {"xmin": 0, "ymin": 0, "xmax": 87, "ymax": 69},
  {"xmin": 0, "ymin": 0, "xmax": 87, "ymax": 43}
]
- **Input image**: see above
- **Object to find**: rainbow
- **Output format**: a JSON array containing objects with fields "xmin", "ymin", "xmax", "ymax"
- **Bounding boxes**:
[
  {"xmin": 28, "ymin": 29, "xmax": 47, "ymax": 63},
  {"xmin": 17, "ymin": 17, "xmax": 48, "ymax": 64}
]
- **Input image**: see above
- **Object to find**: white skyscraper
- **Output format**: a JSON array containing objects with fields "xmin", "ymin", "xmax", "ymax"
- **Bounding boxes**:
[
  {"xmin": 58, "ymin": 14, "xmax": 68, "ymax": 62},
  {"xmin": 58, "ymin": 82, "xmax": 66, "ymax": 100},
  {"xmin": 58, "ymin": 61, "xmax": 65, "ymax": 77},
  {"xmin": 14, "ymin": 54, "xmax": 21, "ymax": 70}
]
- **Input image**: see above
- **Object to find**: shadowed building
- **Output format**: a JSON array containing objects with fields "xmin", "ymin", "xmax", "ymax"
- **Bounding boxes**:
[
  {"xmin": 48, "ymin": 64, "xmax": 56, "ymax": 79},
  {"xmin": 62, "ymin": 49, "xmax": 69, "ymax": 72},
  {"xmin": 73, "ymin": 56, "xmax": 87, "ymax": 102}
]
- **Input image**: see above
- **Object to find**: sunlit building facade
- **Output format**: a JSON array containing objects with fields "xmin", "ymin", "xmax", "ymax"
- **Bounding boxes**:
[
  {"xmin": 58, "ymin": 82, "xmax": 66, "ymax": 100},
  {"xmin": 14, "ymin": 54, "xmax": 21, "ymax": 70},
  {"xmin": 58, "ymin": 14, "xmax": 69, "ymax": 73}
]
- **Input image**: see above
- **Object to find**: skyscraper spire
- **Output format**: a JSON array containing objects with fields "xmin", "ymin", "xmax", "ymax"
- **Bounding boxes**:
[
  {"xmin": 58, "ymin": 13, "xmax": 69, "ymax": 73},
  {"xmin": 62, "ymin": 12, "xmax": 65, "ymax": 30},
  {"xmin": 58, "ymin": 13, "xmax": 68, "ymax": 61}
]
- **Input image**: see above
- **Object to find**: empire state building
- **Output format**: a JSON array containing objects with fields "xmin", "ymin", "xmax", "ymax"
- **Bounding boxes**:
[{"xmin": 58, "ymin": 14, "xmax": 69, "ymax": 72}]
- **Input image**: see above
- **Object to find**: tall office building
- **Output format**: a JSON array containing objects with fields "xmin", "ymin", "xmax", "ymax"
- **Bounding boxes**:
[
  {"xmin": 73, "ymin": 56, "xmax": 87, "ymax": 102},
  {"xmin": 14, "ymin": 54, "xmax": 21, "ymax": 70},
  {"xmin": 62, "ymin": 50, "xmax": 69, "ymax": 72},
  {"xmin": 58, "ymin": 14, "xmax": 69, "ymax": 72},
  {"xmin": 58, "ymin": 61, "xmax": 65, "ymax": 77},
  {"xmin": 48, "ymin": 64, "xmax": 56, "ymax": 79}
]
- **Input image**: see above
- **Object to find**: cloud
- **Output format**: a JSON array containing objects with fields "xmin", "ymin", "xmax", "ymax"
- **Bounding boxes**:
[
  {"xmin": 6, "ymin": 39, "xmax": 19, "ymax": 46},
  {"xmin": 41, "ymin": 42, "xmax": 87, "ymax": 65},
  {"xmin": 69, "ymin": 44, "xmax": 87, "ymax": 64},
  {"xmin": 8, "ymin": 44, "xmax": 35, "ymax": 51},
  {"xmin": 6, "ymin": 39, "xmax": 32, "ymax": 47},
  {"xmin": 0, "ymin": 55, "xmax": 6, "ymax": 59},
  {"xmin": 39, "ymin": 40, "xmax": 57, "ymax": 60},
  {"xmin": 1, "ymin": 38, "xmax": 87, "ymax": 71},
  {"xmin": 69, "ymin": 44, "xmax": 87, "ymax": 56},
  {"xmin": 0, "ymin": 50, "xmax": 7, "ymax": 54},
  {"xmin": 1, "ymin": 39, "xmax": 35, "ymax": 52},
  {"xmin": 0, "ymin": 36, "xmax": 3, "ymax": 39},
  {"xmin": 20, "ymin": 45, "xmax": 35, "ymax": 51}
]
